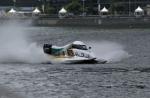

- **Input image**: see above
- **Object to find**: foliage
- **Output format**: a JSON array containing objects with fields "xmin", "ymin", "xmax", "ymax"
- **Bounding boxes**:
[
  {"xmin": 44, "ymin": 4, "xmax": 55, "ymax": 14},
  {"xmin": 65, "ymin": 0, "xmax": 82, "ymax": 14},
  {"xmin": 86, "ymin": 0, "xmax": 95, "ymax": 14},
  {"xmin": 109, "ymin": 0, "xmax": 123, "ymax": 14}
]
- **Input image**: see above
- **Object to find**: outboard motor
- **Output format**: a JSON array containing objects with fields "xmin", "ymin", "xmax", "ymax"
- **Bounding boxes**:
[{"xmin": 43, "ymin": 44, "xmax": 52, "ymax": 54}]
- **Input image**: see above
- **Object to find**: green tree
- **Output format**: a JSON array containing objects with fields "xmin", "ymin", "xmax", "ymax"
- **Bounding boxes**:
[
  {"xmin": 45, "ymin": 4, "xmax": 55, "ymax": 14},
  {"xmin": 65, "ymin": 0, "xmax": 82, "ymax": 14},
  {"xmin": 110, "ymin": 0, "xmax": 122, "ymax": 15},
  {"xmin": 86, "ymin": 0, "xmax": 95, "ymax": 14}
]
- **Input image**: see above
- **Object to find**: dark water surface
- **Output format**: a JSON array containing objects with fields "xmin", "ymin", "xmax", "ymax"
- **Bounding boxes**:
[{"xmin": 0, "ymin": 27, "xmax": 150, "ymax": 98}]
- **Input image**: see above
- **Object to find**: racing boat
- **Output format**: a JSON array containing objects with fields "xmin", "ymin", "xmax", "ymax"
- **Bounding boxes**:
[{"xmin": 43, "ymin": 41, "xmax": 107, "ymax": 64}]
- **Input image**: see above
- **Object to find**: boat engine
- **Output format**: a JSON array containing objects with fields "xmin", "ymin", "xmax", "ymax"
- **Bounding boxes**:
[{"xmin": 43, "ymin": 44, "xmax": 52, "ymax": 54}]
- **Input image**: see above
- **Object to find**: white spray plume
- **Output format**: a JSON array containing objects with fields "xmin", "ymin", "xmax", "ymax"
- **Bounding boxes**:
[
  {"xmin": 87, "ymin": 41, "xmax": 131, "ymax": 62},
  {"xmin": 0, "ymin": 21, "xmax": 49, "ymax": 63}
]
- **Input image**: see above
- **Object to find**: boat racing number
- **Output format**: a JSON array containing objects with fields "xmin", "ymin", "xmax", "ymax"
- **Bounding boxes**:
[{"xmin": 74, "ymin": 51, "xmax": 90, "ymax": 58}]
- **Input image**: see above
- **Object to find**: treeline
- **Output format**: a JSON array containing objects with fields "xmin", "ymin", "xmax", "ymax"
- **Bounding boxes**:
[
  {"xmin": 40, "ymin": 0, "xmax": 146, "ymax": 15},
  {"xmin": 0, "ymin": 0, "xmax": 148, "ymax": 15}
]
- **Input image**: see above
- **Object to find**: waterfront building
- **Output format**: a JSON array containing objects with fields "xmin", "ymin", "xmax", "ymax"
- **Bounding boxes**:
[
  {"xmin": 146, "ymin": 5, "xmax": 150, "ymax": 15},
  {"xmin": 0, "ymin": 0, "xmax": 38, "ymax": 7},
  {"xmin": 46, "ymin": 0, "xmax": 150, "ymax": 15},
  {"xmin": 134, "ymin": 6, "xmax": 144, "ymax": 17},
  {"xmin": 0, "ymin": 0, "xmax": 150, "ymax": 15},
  {"xmin": 58, "ymin": 7, "xmax": 67, "ymax": 18},
  {"xmin": 100, "ymin": 7, "xmax": 109, "ymax": 17}
]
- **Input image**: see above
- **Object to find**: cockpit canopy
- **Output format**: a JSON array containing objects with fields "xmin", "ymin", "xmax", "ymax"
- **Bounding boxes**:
[{"xmin": 72, "ymin": 41, "xmax": 88, "ymax": 50}]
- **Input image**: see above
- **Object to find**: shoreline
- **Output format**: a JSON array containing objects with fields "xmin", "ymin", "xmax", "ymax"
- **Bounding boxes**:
[
  {"xmin": 0, "ymin": 17, "xmax": 150, "ymax": 28},
  {"xmin": 33, "ymin": 17, "xmax": 150, "ymax": 28}
]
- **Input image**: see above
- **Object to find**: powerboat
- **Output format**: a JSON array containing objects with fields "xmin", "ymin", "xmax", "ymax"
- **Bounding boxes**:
[{"xmin": 43, "ymin": 41, "xmax": 107, "ymax": 64}]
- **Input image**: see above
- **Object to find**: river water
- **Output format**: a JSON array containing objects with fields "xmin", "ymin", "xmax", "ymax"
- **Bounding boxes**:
[{"xmin": 0, "ymin": 26, "xmax": 150, "ymax": 98}]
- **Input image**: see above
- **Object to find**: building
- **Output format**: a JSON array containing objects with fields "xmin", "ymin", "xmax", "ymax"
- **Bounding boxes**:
[
  {"xmin": 0, "ymin": 0, "xmax": 39, "ymax": 7},
  {"xmin": 0, "ymin": 0, "xmax": 150, "ymax": 15}
]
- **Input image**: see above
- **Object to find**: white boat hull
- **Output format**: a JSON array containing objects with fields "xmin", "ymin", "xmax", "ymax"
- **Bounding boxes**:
[{"xmin": 48, "ymin": 56, "xmax": 107, "ymax": 64}]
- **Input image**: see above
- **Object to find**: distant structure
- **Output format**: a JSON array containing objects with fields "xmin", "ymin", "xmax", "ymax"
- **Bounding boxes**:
[
  {"xmin": 0, "ymin": 0, "xmax": 38, "ymax": 7},
  {"xmin": 134, "ymin": 6, "xmax": 144, "ymax": 17},
  {"xmin": 100, "ymin": 7, "xmax": 109, "ymax": 17},
  {"xmin": 0, "ymin": 0, "xmax": 150, "ymax": 15},
  {"xmin": 58, "ymin": 7, "xmax": 67, "ymax": 18},
  {"xmin": 42, "ymin": 0, "xmax": 150, "ymax": 15},
  {"xmin": 32, "ymin": 7, "xmax": 41, "ymax": 14},
  {"xmin": 146, "ymin": 5, "xmax": 150, "ymax": 16},
  {"xmin": 8, "ymin": 8, "xmax": 16, "ymax": 13}
]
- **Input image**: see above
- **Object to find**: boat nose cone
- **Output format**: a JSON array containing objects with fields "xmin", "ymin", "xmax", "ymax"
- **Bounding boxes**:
[{"xmin": 89, "ymin": 52, "xmax": 96, "ymax": 59}]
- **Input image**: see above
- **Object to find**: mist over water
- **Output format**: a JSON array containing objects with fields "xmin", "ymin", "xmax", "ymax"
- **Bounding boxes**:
[
  {"xmin": 0, "ymin": 21, "xmax": 48, "ymax": 63},
  {"xmin": 87, "ymin": 41, "xmax": 131, "ymax": 62},
  {"xmin": 0, "ymin": 25, "xmax": 149, "ymax": 98},
  {"xmin": 0, "ymin": 20, "xmax": 131, "ymax": 64}
]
